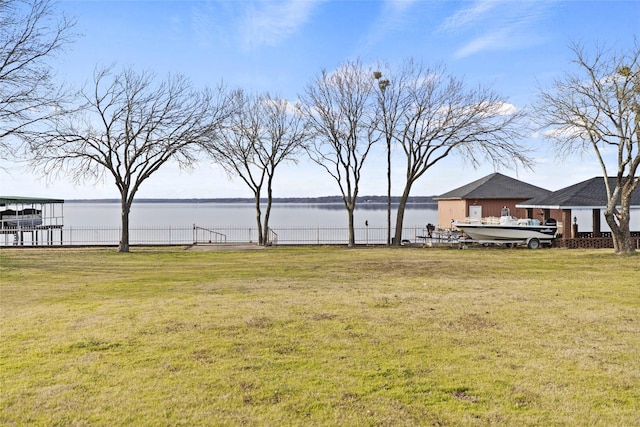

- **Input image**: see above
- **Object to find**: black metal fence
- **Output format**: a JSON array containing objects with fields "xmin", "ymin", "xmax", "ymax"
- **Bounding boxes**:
[{"xmin": 1, "ymin": 224, "xmax": 454, "ymax": 247}]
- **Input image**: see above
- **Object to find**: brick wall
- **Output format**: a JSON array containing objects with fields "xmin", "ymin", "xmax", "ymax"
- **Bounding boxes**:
[{"xmin": 555, "ymin": 237, "xmax": 640, "ymax": 249}]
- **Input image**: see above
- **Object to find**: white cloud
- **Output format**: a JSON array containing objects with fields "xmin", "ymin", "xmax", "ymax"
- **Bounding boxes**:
[
  {"xmin": 239, "ymin": 0, "xmax": 324, "ymax": 51},
  {"xmin": 362, "ymin": 0, "xmax": 420, "ymax": 50},
  {"xmin": 186, "ymin": 2, "xmax": 238, "ymax": 50},
  {"xmin": 441, "ymin": 0, "xmax": 554, "ymax": 59},
  {"xmin": 542, "ymin": 126, "xmax": 583, "ymax": 139},
  {"xmin": 495, "ymin": 102, "xmax": 519, "ymax": 116},
  {"xmin": 385, "ymin": 0, "xmax": 419, "ymax": 15},
  {"xmin": 453, "ymin": 28, "xmax": 512, "ymax": 58},
  {"xmin": 438, "ymin": 0, "xmax": 499, "ymax": 33}
]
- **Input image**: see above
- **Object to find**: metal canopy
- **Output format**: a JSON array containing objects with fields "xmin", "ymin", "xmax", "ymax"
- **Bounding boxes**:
[{"xmin": 0, "ymin": 196, "xmax": 65, "ymax": 206}]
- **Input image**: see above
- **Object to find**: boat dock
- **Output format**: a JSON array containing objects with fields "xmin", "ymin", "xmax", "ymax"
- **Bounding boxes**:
[{"xmin": 1, "ymin": 196, "xmax": 65, "ymax": 246}]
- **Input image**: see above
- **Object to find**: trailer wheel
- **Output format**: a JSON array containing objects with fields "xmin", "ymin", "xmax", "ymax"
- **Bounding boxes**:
[{"xmin": 527, "ymin": 238, "xmax": 540, "ymax": 249}]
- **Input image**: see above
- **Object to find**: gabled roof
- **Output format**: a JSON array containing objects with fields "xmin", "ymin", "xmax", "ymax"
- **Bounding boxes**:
[
  {"xmin": 435, "ymin": 173, "xmax": 551, "ymax": 200},
  {"xmin": 517, "ymin": 177, "xmax": 640, "ymax": 209}
]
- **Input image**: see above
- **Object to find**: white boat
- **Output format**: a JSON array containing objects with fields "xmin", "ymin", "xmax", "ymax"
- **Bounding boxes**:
[{"xmin": 453, "ymin": 208, "xmax": 557, "ymax": 249}]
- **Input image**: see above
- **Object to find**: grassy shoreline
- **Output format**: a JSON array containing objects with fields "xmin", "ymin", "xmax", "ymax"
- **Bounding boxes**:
[{"xmin": 1, "ymin": 247, "xmax": 639, "ymax": 426}]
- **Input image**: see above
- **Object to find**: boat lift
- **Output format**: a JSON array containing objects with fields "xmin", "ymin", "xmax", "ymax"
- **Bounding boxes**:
[{"xmin": 0, "ymin": 196, "xmax": 65, "ymax": 246}]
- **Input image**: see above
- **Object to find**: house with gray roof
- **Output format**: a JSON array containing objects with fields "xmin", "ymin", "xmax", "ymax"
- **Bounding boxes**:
[
  {"xmin": 433, "ymin": 173, "xmax": 638, "ymax": 247},
  {"xmin": 517, "ymin": 177, "xmax": 640, "ymax": 209},
  {"xmin": 517, "ymin": 177, "xmax": 640, "ymax": 239},
  {"xmin": 434, "ymin": 173, "xmax": 556, "ymax": 229}
]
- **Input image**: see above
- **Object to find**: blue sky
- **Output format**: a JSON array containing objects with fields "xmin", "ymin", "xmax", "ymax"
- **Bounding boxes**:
[{"xmin": 2, "ymin": 0, "xmax": 639, "ymax": 199}]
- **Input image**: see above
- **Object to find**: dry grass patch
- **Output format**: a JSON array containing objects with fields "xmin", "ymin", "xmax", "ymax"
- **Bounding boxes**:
[{"xmin": 1, "ymin": 246, "xmax": 639, "ymax": 426}]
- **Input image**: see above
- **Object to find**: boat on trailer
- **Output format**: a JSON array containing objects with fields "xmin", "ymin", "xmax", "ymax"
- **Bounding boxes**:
[{"xmin": 453, "ymin": 208, "xmax": 557, "ymax": 249}]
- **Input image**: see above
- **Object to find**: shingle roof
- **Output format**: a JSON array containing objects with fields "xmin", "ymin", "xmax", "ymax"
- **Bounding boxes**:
[
  {"xmin": 517, "ymin": 177, "xmax": 640, "ymax": 209},
  {"xmin": 435, "ymin": 173, "xmax": 551, "ymax": 200}
]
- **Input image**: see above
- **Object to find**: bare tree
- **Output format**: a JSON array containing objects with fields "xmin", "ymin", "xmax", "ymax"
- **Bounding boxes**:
[
  {"xmin": 0, "ymin": 0, "xmax": 76, "ymax": 160},
  {"xmin": 537, "ymin": 41, "xmax": 640, "ymax": 254},
  {"xmin": 27, "ymin": 66, "xmax": 232, "ymax": 252},
  {"xmin": 206, "ymin": 91, "xmax": 307, "ymax": 245},
  {"xmin": 377, "ymin": 59, "xmax": 531, "ymax": 245},
  {"xmin": 300, "ymin": 59, "xmax": 380, "ymax": 247}
]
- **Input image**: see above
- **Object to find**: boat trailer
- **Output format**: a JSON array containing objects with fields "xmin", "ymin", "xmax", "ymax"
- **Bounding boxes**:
[{"xmin": 458, "ymin": 236, "xmax": 554, "ymax": 250}]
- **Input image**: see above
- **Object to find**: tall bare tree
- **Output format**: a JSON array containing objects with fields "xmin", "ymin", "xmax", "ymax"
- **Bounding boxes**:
[
  {"xmin": 0, "ymin": 0, "xmax": 75, "ymax": 160},
  {"xmin": 537, "ymin": 41, "xmax": 640, "ymax": 254},
  {"xmin": 373, "ymin": 69, "xmax": 395, "ymax": 245},
  {"xmin": 300, "ymin": 59, "xmax": 380, "ymax": 247},
  {"xmin": 377, "ymin": 59, "xmax": 531, "ymax": 245},
  {"xmin": 206, "ymin": 91, "xmax": 307, "ymax": 245},
  {"xmin": 28, "ymin": 66, "xmax": 232, "ymax": 252}
]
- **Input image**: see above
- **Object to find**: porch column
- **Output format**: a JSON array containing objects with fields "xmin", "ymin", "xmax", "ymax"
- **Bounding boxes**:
[
  {"xmin": 592, "ymin": 209, "xmax": 602, "ymax": 237},
  {"xmin": 561, "ymin": 209, "xmax": 573, "ymax": 239}
]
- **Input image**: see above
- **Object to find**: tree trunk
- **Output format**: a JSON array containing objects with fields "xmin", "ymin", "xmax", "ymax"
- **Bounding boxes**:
[
  {"xmin": 347, "ymin": 205, "xmax": 355, "ymax": 247},
  {"xmin": 118, "ymin": 197, "xmax": 131, "ymax": 253},
  {"xmin": 605, "ymin": 208, "xmax": 635, "ymax": 255},
  {"xmin": 254, "ymin": 193, "xmax": 263, "ymax": 245},
  {"xmin": 262, "ymin": 182, "xmax": 273, "ymax": 246},
  {"xmin": 393, "ymin": 183, "xmax": 413, "ymax": 246},
  {"xmin": 387, "ymin": 140, "xmax": 392, "ymax": 246}
]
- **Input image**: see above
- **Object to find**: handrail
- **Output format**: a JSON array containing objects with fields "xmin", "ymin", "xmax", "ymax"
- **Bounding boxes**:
[
  {"xmin": 267, "ymin": 227, "xmax": 278, "ymax": 245},
  {"xmin": 193, "ymin": 224, "xmax": 227, "ymax": 244}
]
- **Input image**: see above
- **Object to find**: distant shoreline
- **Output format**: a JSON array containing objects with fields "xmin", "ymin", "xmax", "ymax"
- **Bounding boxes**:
[{"xmin": 66, "ymin": 196, "xmax": 438, "ymax": 204}]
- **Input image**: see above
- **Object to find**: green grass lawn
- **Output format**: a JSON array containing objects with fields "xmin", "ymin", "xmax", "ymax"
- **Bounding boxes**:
[{"xmin": 1, "ymin": 246, "xmax": 639, "ymax": 426}]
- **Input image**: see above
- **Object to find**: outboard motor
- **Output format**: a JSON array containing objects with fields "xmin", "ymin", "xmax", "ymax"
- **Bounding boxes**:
[{"xmin": 543, "ymin": 218, "xmax": 557, "ymax": 226}]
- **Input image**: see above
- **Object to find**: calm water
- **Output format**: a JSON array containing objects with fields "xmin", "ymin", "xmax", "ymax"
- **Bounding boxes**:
[
  {"xmin": 5, "ymin": 201, "xmax": 637, "ymax": 247},
  {"xmin": 61, "ymin": 202, "xmax": 639, "ymax": 232},
  {"xmin": 63, "ymin": 202, "xmax": 439, "ymax": 229}
]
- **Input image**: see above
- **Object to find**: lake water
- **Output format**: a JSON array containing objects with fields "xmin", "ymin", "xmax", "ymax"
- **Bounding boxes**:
[
  {"xmin": 63, "ymin": 202, "xmax": 640, "ymax": 229},
  {"xmin": 5, "ymin": 201, "xmax": 638, "ymax": 246},
  {"xmin": 63, "ymin": 202, "xmax": 439, "ymax": 229},
  {"xmin": 62, "ymin": 202, "xmax": 640, "ymax": 231}
]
